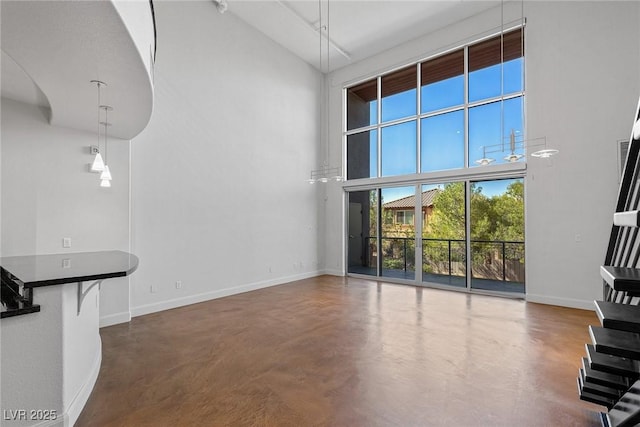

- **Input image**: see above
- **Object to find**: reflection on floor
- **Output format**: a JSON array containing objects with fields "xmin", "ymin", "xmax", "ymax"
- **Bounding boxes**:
[
  {"xmin": 348, "ymin": 266, "xmax": 525, "ymax": 294},
  {"xmin": 77, "ymin": 275, "xmax": 600, "ymax": 426}
]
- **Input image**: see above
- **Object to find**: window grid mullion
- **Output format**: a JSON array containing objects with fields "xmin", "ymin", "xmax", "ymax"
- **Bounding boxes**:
[
  {"xmin": 377, "ymin": 76, "xmax": 382, "ymax": 178},
  {"xmin": 416, "ymin": 62, "xmax": 422, "ymax": 175},
  {"xmin": 464, "ymin": 45, "xmax": 469, "ymax": 168}
]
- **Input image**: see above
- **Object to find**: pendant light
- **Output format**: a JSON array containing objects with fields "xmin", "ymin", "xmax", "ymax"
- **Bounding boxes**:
[
  {"xmin": 503, "ymin": 130, "xmax": 524, "ymax": 162},
  {"xmin": 307, "ymin": 0, "xmax": 342, "ymax": 184},
  {"xmin": 99, "ymin": 105, "xmax": 113, "ymax": 187},
  {"xmin": 89, "ymin": 80, "xmax": 106, "ymax": 172},
  {"xmin": 474, "ymin": 0, "xmax": 559, "ymax": 166},
  {"xmin": 475, "ymin": 146, "xmax": 495, "ymax": 166}
]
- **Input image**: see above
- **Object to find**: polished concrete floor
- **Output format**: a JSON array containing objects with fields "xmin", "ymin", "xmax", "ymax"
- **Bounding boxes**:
[{"xmin": 77, "ymin": 275, "xmax": 601, "ymax": 426}]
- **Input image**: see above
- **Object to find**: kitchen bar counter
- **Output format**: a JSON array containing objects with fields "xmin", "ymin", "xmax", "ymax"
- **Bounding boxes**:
[{"xmin": 1, "ymin": 250, "xmax": 138, "ymax": 318}]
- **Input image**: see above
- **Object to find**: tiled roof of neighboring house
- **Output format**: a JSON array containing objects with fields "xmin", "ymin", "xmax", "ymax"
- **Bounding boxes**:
[{"xmin": 382, "ymin": 188, "xmax": 440, "ymax": 209}]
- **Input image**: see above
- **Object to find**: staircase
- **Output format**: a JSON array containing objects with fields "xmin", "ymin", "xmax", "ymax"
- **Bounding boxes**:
[{"xmin": 577, "ymin": 96, "xmax": 640, "ymax": 426}]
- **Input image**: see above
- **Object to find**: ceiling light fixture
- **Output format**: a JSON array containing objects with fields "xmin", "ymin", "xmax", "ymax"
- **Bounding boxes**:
[
  {"xmin": 475, "ymin": 0, "xmax": 558, "ymax": 166},
  {"xmin": 89, "ymin": 80, "xmax": 106, "ymax": 173},
  {"xmin": 99, "ymin": 105, "xmax": 113, "ymax": 188},
  {"xmin": 475, "ymin": 146, "xmax": 495, "ymax": 166},
  {"xmin": 308, "ymin": 0, "xmax": 343, "ymax": 184},
  {"xmin": 478, "ymin": 132, "xmax": 558, "ymax": 164}
]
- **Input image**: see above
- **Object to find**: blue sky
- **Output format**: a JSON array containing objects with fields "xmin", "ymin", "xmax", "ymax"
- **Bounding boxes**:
[{"xmin": 365, "ymin": 58, "xmax": 524, "ymax": 181}]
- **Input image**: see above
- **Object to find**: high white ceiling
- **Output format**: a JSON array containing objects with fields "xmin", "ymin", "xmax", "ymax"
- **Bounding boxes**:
[
  {"xmin": 227, "ymin": 0, "xmax": 500, "ymax": 72},
  {"xmin": 0, "ymin": 0, "xmax": 500, "ymax": 136}
]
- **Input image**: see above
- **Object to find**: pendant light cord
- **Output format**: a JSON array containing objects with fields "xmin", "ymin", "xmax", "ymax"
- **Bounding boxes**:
[
  {"xmin": 104, "ymin": 107, "xmax": 109, "ymax": 165},
  {"xmin": 326, "ymin": 0, "xmax": 330, "ymax": 168},
  {"xmin": 97, "ymin": 82, "xmax": 102, "ymax": 152},
  {"xmin": 500, "ymin": 0, "xmax": 505, "ymax": 151}
]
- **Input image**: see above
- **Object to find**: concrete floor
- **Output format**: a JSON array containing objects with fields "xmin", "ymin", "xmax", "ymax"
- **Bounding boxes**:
[{"xmin": 78, "ymin": 275, "xmax": 600, "ymax": 426}]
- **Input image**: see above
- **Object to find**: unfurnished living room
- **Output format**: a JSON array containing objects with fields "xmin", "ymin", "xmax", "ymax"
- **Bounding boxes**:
[{"xmin": 2, "ymin": 1, "xmax": 640, "ymax": 426}]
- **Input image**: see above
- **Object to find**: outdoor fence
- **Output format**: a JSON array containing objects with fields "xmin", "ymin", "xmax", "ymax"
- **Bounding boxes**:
[{"xmin": 363, "ymin": 237, "xmax": 525, "ymax": 283}]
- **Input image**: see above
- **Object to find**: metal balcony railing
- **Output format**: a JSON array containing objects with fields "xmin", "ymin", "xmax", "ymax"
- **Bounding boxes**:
[{"xmin": 361, "ymin": 237, "xmax": 525, "ymax": 283}]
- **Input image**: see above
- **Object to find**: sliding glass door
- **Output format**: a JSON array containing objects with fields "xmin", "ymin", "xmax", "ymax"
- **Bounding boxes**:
[
  {"xmin": 381, "ymin": 187, "xmax": 416, "ymax": 280},
  {"xmin": 470, "ymin": 178, "xmax": 525, "ymax": 294},
  {"xmin": 347, "ymin": 177, "xmax": 525, "ymax": 295},
  {"xmin": 348, "ymin": 190, "xmax": 378, "ymax": 276},
  {"xmin": 421, "ymin": 182, "xmax": 467, "ymax": 288}
]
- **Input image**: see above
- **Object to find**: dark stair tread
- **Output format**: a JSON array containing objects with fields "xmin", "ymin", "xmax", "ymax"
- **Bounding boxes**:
[
  {"xmin": 583, "ymin": 357, "xmax": 630, "ymax": 389},
  {"xmin": 586, "ymin": 344, "xmax": 640, "ymax": 379},
  {"xmin": 590, "ymin": 326, "xmax": 640, "ymax": 360},
  {"xmin": 601, "ymin": 266, "xmax": 640, "ymax": 293},
  {"xmin": 578, "ymin": 375, "xmax": 616, "ymax": 409},
  {"xmin": 580, "ymin": 368, "xmax": 623, "ymax": 399},
  {"xmin": 603, "ymin": 380, "xmax": 640, "ymax": 427},
  {"xmin": 595, "ymin": 301, "xmax": 640, "ymax": 333}
]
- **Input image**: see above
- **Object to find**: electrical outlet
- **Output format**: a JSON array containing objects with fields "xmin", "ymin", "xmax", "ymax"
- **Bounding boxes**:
[
  {"xmin": 63, "ymin": 237, "xmax": 71, "ymax": 248},
  {"xmin": 175, "ymin": 281, "xmax": 182, "ymax": 289},
  {"xmin": 150, "ymin": 285, "xmax": 158, "ymax": 293}
]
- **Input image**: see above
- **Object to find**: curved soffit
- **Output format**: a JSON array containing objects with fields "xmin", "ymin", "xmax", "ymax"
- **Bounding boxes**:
[{"xmin": 1, "ymin": 0, "xmax": 154, "ymax": 140}]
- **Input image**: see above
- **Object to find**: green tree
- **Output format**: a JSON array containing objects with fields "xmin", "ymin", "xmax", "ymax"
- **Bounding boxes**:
[
  {"xmin": 424, "ymin": 182, "xmax": 465, "ymax": 239},
  {"xmin": 424, "ymin": 180, "xmax": 524, "ymax": 242}
]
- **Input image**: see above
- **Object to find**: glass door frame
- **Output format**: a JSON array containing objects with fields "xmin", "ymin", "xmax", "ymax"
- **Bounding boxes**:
[{"xmin": 344, "ymin": 171, "xmax": 526, "ymax": 298}]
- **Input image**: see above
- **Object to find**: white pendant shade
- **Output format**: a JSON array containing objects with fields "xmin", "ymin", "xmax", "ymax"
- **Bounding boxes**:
[
  {"xmin": 90, "ymin": 152, "xmax": 105, "ymax": 172},
  {"xmin": 504, "ymin": 153, "xmax": 524, "ymax": 163},
  {"xmin": 531, "ymin": 148, "xmax": 559, "ymax": 158},
  {"xmin": 475, "ymin": 157, "xmax": 495, "ymax": 166},
  {"xmin": 100, "ymin": 165, "xmax": 112, "ymax": 181},
  {"xmin": 100, "ymin": 179, "xmax": 111, "ymax": 188}
]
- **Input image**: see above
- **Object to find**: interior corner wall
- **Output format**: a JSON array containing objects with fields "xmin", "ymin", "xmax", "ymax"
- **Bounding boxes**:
[
  {"xmin": 129, "ymin": 1, "xmax": 322, "ymax": 316},
  {"xmin": 325, "ymin": 1, "xmax": 640, "ymax": 309}
]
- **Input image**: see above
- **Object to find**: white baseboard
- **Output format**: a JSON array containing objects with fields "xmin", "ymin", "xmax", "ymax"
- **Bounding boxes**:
[
  {"xmin": 526, "ymin": 293, "xmax": 595, "ymax": 311},
  {"xmin": 131, "ymin": 271, "xmax": 323, "ymax": 318},
  {"xmin": 61, "ymin": 335, "xmax": 102, "ymax": 427},
  {"xmin": 100, "ymin": 311, "xmax": 131, "ymax": 328}
]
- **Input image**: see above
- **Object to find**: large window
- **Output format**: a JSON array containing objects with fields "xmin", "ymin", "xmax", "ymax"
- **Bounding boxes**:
[
  {"xmin": 346, "ymin": 178, "xmax": 525, "ymax": 295},
  {"xmin": 346, "ymin": 28, "xmax": 525, "ymax": 179},
  {"xmin": 345, "ymin": 28, "xmax": 527, "ymax": 297}
]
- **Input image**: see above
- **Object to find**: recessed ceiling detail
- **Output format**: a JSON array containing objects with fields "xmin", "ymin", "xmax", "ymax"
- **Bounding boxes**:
[{"xmin": 227, "ymin": 1, "xmax": 500, "ymax": 73}]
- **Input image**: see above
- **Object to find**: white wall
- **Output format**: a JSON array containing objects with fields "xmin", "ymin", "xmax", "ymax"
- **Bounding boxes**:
[
  {"xmin": 129, "ymin": 1, "xmax": 322, "ymax": 316},
  {"xmin": 325, "ymin": 1, "xmax": 640, "ymax": 309},
  {"xmin": 524, "ymin": 1, "xmax": 639, "ymax": 308},
  {"xmin": 0, "ymin": 98, "xmax": 131, "ymax": 323},
  {"xmin": 1, "ymin": 98, "xmax": 130, "ymax": 425}
]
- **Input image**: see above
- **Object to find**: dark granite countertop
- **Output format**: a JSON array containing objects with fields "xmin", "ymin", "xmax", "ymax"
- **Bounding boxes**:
[
  {"xmin": 1, "ymin": 250, "xmax": 138, "ymax": 318},
  {"xmin": 1, "ymin": 250, "xmax": 139, "ymax": 288}
]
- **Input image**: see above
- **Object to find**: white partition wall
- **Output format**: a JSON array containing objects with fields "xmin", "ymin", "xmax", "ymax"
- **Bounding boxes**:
[{"xmin": 129, "ymin": 1, "xmax": 323, "ymax": 316}]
